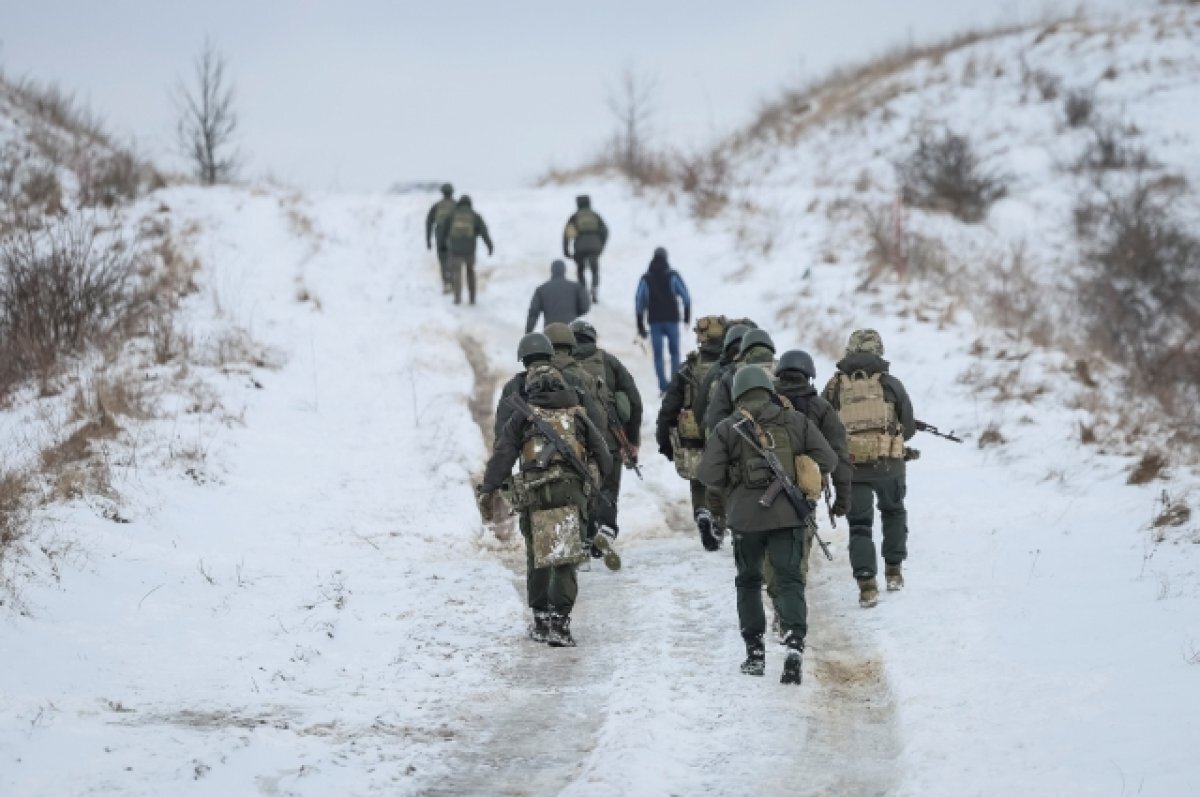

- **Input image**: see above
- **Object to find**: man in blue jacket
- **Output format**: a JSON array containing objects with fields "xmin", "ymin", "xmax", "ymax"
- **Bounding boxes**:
[{"xmin": 636, "ymin": 247, "xmax": 691, "ymax": 394}]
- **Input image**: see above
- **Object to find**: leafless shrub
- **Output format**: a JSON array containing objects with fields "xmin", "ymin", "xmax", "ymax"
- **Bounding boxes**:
[
  {"xmin": 1152, "ymin": 500, "xmax": 1190, "ymax": 529},
  {"xmin": 1074, "ymin": 120, "xmax": 1150, "ymax": 171},
  {"xmin": 1026, "ymin": 67, "xmax": 1062, "ymax": 101},
  {"xmin": 1128, "ymin": 451, "xmax": 1167, "ymax": 485},
  {"xmin": 676, "ymin": 147, "xmax": 731, "ymax": 219},
  {"xmin": 77, "ymin": 152, "xmax": 144, "ymax": 208},
  {"xmin": 600, "ymin": 66, "xmax": 672, "ymax": 186},
  {"xmin": 0, "ymin": 214, "xmax": 144, "ymax": 393},
  {"xmin": 977, "ymin": 423, "xmax": 1007, "ymax": 448},
  {"xmin": 2, "ymin": 76, "xmax": 111, "ymax": 147},
  {"xmin": 1074, "ymin": 177, "xmax": 1200, "ymax": 413},
  {"xmin": 0, "ymin": 470, "xmax": 32, "ymax": 562},
  {"xmin": 1063, "ymin": 88, "xmax": 1095, "ymax": 128},
  {"xmin": 861, "ymin": 203, "xmax": 953, "ymax": 285},
  {"xmin": 175, "ymin": 38, "xmax": 240, "ymax": 185},
  {"xmin": 896, "ymin": 130, "xmax": 1008, "ymax": 223}
]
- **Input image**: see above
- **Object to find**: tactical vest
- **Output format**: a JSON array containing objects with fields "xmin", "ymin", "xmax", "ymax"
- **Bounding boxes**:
[
  {"xmin": 448, "ymin": 208, "xmax": 475, "ymax": 243},
  {"xmin": 576, "ymin": 351, "xmax": 615, "ymax": 406},
  {"xmin": 835, "ymin": 371, "xmax": 904, "ymax": 463},
  {"xmin": 677, "ymin": 353, "xmax": 717, "ymax": 445},
  {"xmin": 734, "ymin": 409, "xmax": 797, "ymax": 489},
  {"xmin": 574, "ymin": 208, "xmax": 601, "ymax": 234}
]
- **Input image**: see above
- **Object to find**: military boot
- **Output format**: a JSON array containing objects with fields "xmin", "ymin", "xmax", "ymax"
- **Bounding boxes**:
[
  {"xmin": 780, "ymin": 631, "xmax": 804, "ymax": 686},
  {"xmin": 885, "ymin": 563, "xmax": 904, "ymax": 591},
  {"xmin": 528, "ymin": 611, "xmax": 550, "ymax": 643},
  {"xmin": 696, "ymin": 509, "xmax": 720, "ymax": 552},
  {"xmin": 546, "ymin": 613, "xmax": 576, "ymax": 647},
  {"xmin": 857, "ymin": 576, "xmax": 879, "ymax": 608},
  {"xmin": 740, "ymin": 634, "xmax": 766, "ymax": 676},
  {"xmin": 591, "ymin": 527, "xmax": 622, "ymax": 571}
]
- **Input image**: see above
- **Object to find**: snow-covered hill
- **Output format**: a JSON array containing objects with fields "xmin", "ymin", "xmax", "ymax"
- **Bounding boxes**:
[{"xmin": 3, "ymin": 5, "xmax": 1200, "ymax": 796}]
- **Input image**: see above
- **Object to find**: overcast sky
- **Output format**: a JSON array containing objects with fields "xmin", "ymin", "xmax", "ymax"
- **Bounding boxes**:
[{"xmin": 0, "ymin": 0, "xmax": 1136, "ymax": 192}]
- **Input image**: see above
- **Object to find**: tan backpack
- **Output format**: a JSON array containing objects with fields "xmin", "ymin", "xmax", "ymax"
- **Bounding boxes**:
[{"xmin": 835, "ymin": 371, "xmax": 904, "ymax": 463}]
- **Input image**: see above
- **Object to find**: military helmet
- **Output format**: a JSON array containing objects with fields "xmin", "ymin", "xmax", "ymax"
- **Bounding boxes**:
[
  {"xmin": 569, "ymin": 318, "xmax": 597, "ymax": 343},
  {"xmin": 846, "ymin": 328, "xmax": 884, "ymax": 356},
  {"xmin": 517, "ymin": 332, "xmax": 553, "ymax": 362},
  {"xmin": 440, "ymin": 183, "xmax": 453, "ymax": 196},
  {"xmin": 726, "ymin": 317, "xmax": 757, "ymax": 330},
  {"xmin": 694, "ymin": 314, "xmax": 726, "ymax": 343},
  {"xmin": 732, "ymin": 366, "xmax": 776, "ymax": 402},
  {"xmin": 525, "ymin": 362, "xmax": 568, "ymax": 395},
  {"xmin": 544, "ymin": 322, "xmax": 577, "ymax": 349},
  {"xmin": 723, "ymin": 324, "xmax": 750, "ymax": 351},
  {"xmin": 739, "ymin": 328, "xmax": 776, "ymax": 355},
  {"xmin": 576, "ymin": 194, "xmax": 590, "ymax": 208},
  {"xmin": 777, "ymin": 349, "xmax": 816, "ymax": 380},
  {"xmin": 459, "ymin": 194, "xmax": 472, "ymax": 207}
]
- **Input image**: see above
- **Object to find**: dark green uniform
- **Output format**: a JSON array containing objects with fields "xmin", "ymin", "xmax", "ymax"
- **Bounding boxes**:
[
  {"xmin": 437, "ymin": 197, "xmax": 493, "ymax": 305},
  {"xmin": 655, "ymin": 341, "xmax": 723, "ymax": 516},
  {"xmin": 481, "ymin": 372, "xmax": 612, "ymax": 626},
  {"xmin": 697, "ymin": 392, "xmax": 837, "ymax": 645},
  {"xmin": 574, "ymin": 340, "xmax": 642, "ymax": 538},
  {"xmin": 822, "ymin": 352, "xmax": 915, "ymax": 580},
  {"xmin": 425, "ymin": 194, "xmax": 457, "ymax": 292},
  {"xmin": 563, "ymin": 196, "xmax": 609, "ymax": 298},
  {"xmin": 702, "ymin": 344, "xmax": 776, "ymax": 434}
]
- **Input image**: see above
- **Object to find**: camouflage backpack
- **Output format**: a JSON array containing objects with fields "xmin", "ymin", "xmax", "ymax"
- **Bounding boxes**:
[{"xmin": 834, "ymin": 371, "xmax": 904, "ymax": 464}]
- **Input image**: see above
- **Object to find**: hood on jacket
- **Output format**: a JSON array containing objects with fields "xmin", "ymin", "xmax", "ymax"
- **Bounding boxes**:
[
  {"xmin": 576, "ymin": 195, "xmax": 590, "ymax": 209},
  {"xmin": 550, "ymin": 259, "xmax": 567, "ymax": 278},
  {"xmin": 648, "ymin": 249, "xmax": 670, "ymax": 274},
  {"xmin": 458, "ymin": 195, "xmax": 472, "ymax": 208},
  {"xmin": 836, "ymin": 352, "xmax": 890, "ymax": 375}
]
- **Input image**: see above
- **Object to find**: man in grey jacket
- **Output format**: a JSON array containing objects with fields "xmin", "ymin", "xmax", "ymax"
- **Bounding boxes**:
[{"xmin": 526, "ymin": 259, "xmax": 591, "ymax": 333}]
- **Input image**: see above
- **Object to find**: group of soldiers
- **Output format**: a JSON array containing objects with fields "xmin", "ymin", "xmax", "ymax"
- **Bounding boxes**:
[
  {"xmin": 655, "ymin": 317, "xmax": 916, "ymax": 683},
  {"xmin": 476, "ymin": 320, "xmax": 641, "ymax": 648},
  {"xmin": 426, "ymin": 186, "xmax": 609, "ymax": 307},
  {"xmin": 473, "ymin": 306, "xmax": 921, "ymax": 685}
]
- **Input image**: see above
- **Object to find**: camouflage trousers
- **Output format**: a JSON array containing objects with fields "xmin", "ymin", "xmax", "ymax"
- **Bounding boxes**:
[
  {"xmin": 520, "ymin": 513, "xmax": 578, "ymax": 614},
  {"xmin": 847, "ymin": 476, "xmax": 908, "ymax": 579},
  {"xmin": 733, "ymin": 527, "xmax": 807, "ymax": 641}
]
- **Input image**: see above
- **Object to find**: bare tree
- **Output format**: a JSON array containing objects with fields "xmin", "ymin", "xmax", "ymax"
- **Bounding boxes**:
[
  {"xmin": 606, "ymin": 66, "xmax": 659, "ymax": 180},
  {"xmin": 175, "ymin": 38, "xmax": 239, "ymax": 185}
]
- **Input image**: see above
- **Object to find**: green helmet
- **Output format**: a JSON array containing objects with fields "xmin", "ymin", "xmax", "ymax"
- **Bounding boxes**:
[
  {"xmin": 517, "ymin": 333, "xmax": 553, "ymax": 362},
  {"xmin": 846, "ymin": 328, "xmax": 884, "ymax": 356},
  {"xmin": 440, "ymin": 183, "xmax": 453, "ymax": 197},
  {"xmin": 723, "ymin": 324, "xmax": 749, "ymax": 351},
  {"xmin": 739, "ymin": 328, "xmax": 775, "ymax": 356},
  {"xmin": 732, "ymin": 366, "xmax": 776, "ymax": 402},
  {"xmin": 544, "ymin": 322, "xmax": 577, "ymax": 349},
  {"xmin": 569, "ymin": 319, "xmax": 597, "ymax": 343}
]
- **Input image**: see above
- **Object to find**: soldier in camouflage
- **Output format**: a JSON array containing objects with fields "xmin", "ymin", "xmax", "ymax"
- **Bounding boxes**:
[
  {"xmin": 821, "ymin": 329, "xmax": 915, "ymax": 608},
  {"xmin": 437, "ymin": 195, "xmax": 493, "ymax": 306},
  {"xmin": 478, "ymin": 334, "xmax": 613, "ymax": 647},
  {"xmin": 563, "ymin": 195, "xmax": 609, "ymax": 302},
  {"xmin": 424, "ymin": 183, "xmax": 457, "ymax": 294}
]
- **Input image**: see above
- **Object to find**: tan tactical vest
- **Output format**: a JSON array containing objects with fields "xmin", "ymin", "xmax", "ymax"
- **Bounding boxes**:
[{"xmin": 835, "ymin": 371, "xmax": 904, "ymax": 463}]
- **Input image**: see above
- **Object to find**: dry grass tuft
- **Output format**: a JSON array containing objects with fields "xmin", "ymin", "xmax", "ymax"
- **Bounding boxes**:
[{"xmin": 1128, "ymin": 451, "xmax": 1167, "ymax": 485}]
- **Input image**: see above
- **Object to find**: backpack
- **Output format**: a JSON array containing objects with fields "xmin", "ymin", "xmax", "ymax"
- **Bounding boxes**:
[
  {"xmin": 835, "ymin": 371, "xmax": 904, "ymax": 464},
  {"xmin": 574, "ymin": 208, "xmax": 601, "ymax": 234},
  {"xmin": 448, "ymin": 208, "xmax": 476, "ymax": 243}
]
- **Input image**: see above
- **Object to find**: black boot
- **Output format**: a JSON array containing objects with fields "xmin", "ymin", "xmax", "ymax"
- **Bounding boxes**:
[
  {"xmin": 546, "ymin": 612, "xmax": 576, "ymax": 647},
  {"xmin": 781, "ymin": 632, "xmax": 804, "ymax": 685},
  {"xmin": 740, "ymin": 634, "xmax": 765, "ymax": 676},
  {"xmin": 528, "ymin": 611, "xmax": 550, "ymax": 643}
]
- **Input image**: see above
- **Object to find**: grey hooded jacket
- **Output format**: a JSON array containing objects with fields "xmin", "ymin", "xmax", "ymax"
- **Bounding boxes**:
[{"xmin": 526, "ymin": 260, "xmax": 591, "ymax": 333}]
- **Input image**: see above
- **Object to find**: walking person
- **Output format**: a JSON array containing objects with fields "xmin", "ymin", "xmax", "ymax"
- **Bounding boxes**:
[
  {"xmin": 526, "ymin": 260, "xmax": 591, "ymax": 332},
  {"xmin": 635, "ymin": 247, "xmax": 691, "ymax": 394},
  {"xmin": 424, "ymin": 183, "xmax": 457, "ymax": 294},
  {"xmin": 563, "ymin": 195, "xmax": 608, "ymax": 302},
  {"xmin": 437, "ymin": 195, "xmax": 493, "ymax": 306}
]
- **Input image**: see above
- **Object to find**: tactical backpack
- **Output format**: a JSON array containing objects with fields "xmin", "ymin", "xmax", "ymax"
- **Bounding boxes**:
[
  {"xmin": 575, "ymin": 351, "xmax": 620, "ymax": 418},
  {"xmin": 572, "ymin": 208, "xmax": 603, "ymax": 254},
  {"xmin": 670, "ymin": 353, "xmax": 718, "ymax": 480},
  {"xmin": 447, "ymin": 208, "xmax": 476, "ymax": 254},
  {"xmin": 834, "ymin": 371, "xmax": 904, "ymax": 464}
]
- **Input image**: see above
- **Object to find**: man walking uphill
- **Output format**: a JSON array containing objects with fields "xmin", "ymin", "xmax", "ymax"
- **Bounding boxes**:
[
  {"xmin": 635, "ymin": 247, "xmax": 691, "ymax": 394},
  {"xmin": 424, "ymin": 183, "xmax": 457, "ymax": 294},
  {"xmin": 437, "ymin": 195, "xmax": 493, "ymax": 306},
  {"xmin": 563, "ymin": 195, "xmax": 608, "ymax": 303},
  {"xmin": 821, "ymin": 329, "xmax": 915, "ymax": 609},
  {"xmin": 526, "ymin": 260, "xmax": 591, "ymax": 332}
]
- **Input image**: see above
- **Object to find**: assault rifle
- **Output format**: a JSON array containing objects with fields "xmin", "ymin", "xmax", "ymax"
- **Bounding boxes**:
[
  {"xmin": 731, "ymin": 419, "xmax": 834, "ymax": 562},
  {"xmin": 506, "ymin": 395, "xmax": 613, "ymax": 507},
  {"xmin": 606, "ymin": 405, "xmax": 643, "ymax": 480},
  {"xmin": 915, "ymin": 420, "xmax": 963, "ymax": 443}
]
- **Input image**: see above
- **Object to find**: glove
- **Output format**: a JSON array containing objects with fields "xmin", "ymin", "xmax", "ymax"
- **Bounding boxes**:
[
  {"xmin": 683, "ymin": 307, "xmax": 691, "ymax": 325},
  {"xmin": 474, "ymin": 485, "xmax": 499, "ymax": 523},
  {"xmin": 832, "ymin": 489, "xmax": 850, "ymax": 517},
  {"xmin": 659, "ymin": 443, "xmax": 674, "ymax": 462},
  {"xmin": 487, "ymin": 245, "xmax": 495, "ymax": 257},
  {"xmin": 426, "ymin": 240, "xmax": 432, "ymax": 251},
  {"xmin": 637, "ymin": 318, "xmax": 648, "ymax": 339},
  {"xmin": 904, "ymin": 447, "xmax": 921, "ymax": 462}
]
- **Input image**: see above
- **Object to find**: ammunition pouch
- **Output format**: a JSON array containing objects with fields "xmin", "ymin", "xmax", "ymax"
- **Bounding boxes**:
[
  {"xmin": 795, "ymin": 454, "xmax": 823, "ymax": 501},
  {"xmin": 531, "ymin": 505, "xmax": 587, "ymax": 568},
  {"xmin": 848, "ymin": 432, "xmax": 905, "ymax": 464},
  {"xmin": 614, "ymin": 391, "xmax": 632, "ymax": 424},
  {"xmin": 504, "ymin": 466, "xmax": 582, "ymax": 512},
  {"xmin": 669, "ymin": 427, "xmax": 703, "ymax": 480}
]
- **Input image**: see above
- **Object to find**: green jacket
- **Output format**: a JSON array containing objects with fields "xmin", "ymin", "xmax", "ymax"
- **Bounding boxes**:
[
  {"xmin": 694, "ymin": 346, "xmax": 737, "ymax": 435},
  {"xmin": 821, "ymin": 352, "xmax": 915, "ymax": 482},
  {"xmin": 573, "ymin": 342, "xmax": 643, "ymax": 446},
  {"xmin": 655, "ymin": 343, "xmax": 722, "ymax": 453},
  {"xmin": 481, "ymin": 384, "xmax": 612, "ymax": 493},
  {"xmin": 438, "ymin": 201, "xmax": 494, "ymax": 257},
  {"xmin": 697, "ymin": 393, "xmax": 838, "ymax": 532},
  {"xmin": 775, "ymin": 375, "xmax": 854, "ymax": 496},
  {"xmin": 425, "ymin": 197, "xmax": 456, "ymax": 249},
  {"xmin": 702, "ymin": 344, "xmax": 775, "ymax": 434},
  {"xmin": 563, "ymin": 208, "xmax": 609, "ymax": 257}
]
